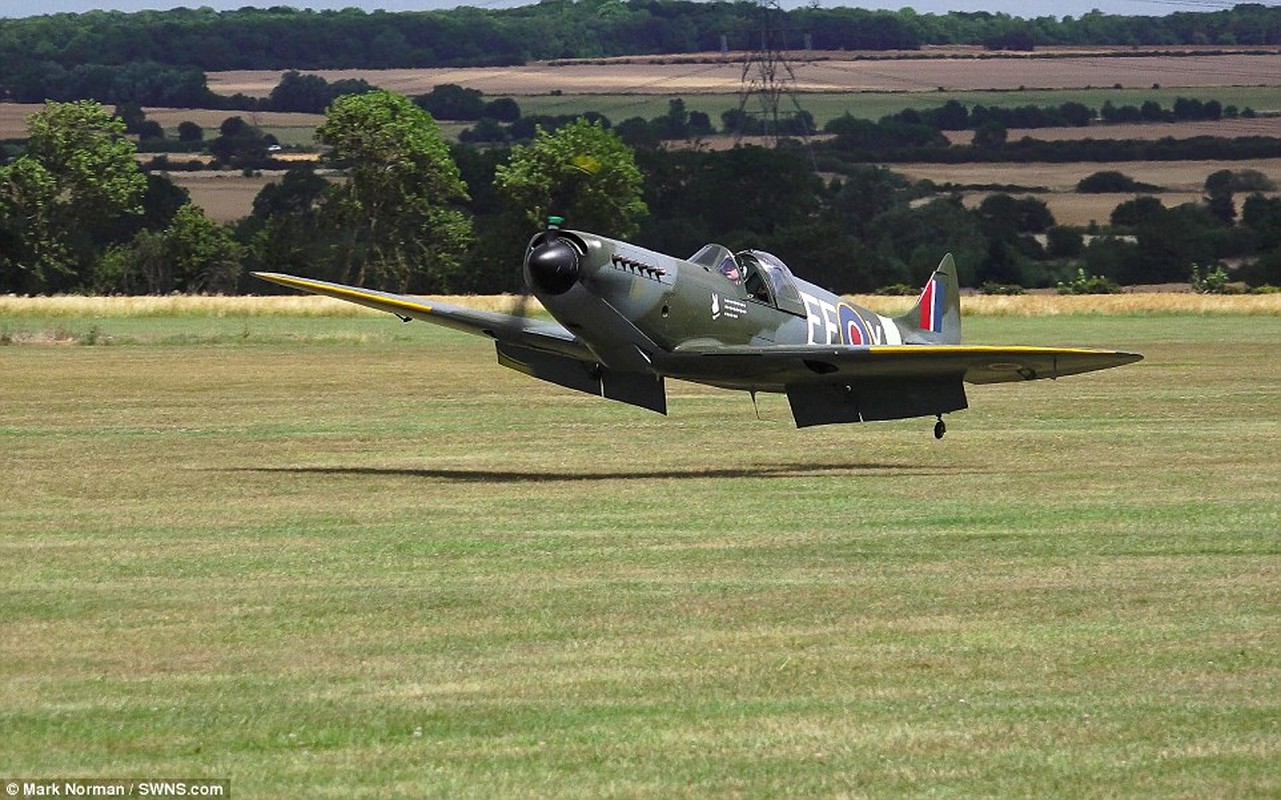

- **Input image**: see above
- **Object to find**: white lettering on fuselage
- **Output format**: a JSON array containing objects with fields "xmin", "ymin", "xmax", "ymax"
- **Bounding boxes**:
[
  {"xmin": 799, "ymin": 291, "xmax": 901, "ymax": 346},
  {"xmin": 819, "ymin": 299, "xmax": 839, "ymax": 346},
  {"xmin": 803, "ymin": 293, "xmax": 824, "ymax": 344},
  {"xmin": 711, "ymin": 293, "xmax": 747, "ymax": 321}
]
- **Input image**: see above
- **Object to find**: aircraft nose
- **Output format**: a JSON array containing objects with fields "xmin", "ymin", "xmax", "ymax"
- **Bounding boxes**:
[{"xmin": 525, "ymin": 237, "xmax": 580, "ymax": 296}]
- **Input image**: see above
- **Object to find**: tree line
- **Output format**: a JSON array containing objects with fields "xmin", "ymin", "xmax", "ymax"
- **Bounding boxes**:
[
  {"xmin": 1, "ymin": 2, "xmax": 1279, "ymax": 78},
  {"xmin": 3, "ymin": 96, "xmax": 1279, "ymax": 300},
  {"xmin": 98, "ymin": 85, "xmax": 1281, "ymax": 174}
]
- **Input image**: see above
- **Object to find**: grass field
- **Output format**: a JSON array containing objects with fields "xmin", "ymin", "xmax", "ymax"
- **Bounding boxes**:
[{"xmin": 1, "ymin": 300, "xmax": 1278, "ymax": 797}]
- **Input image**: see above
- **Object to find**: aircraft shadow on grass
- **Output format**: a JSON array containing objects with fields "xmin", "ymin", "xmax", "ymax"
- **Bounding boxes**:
[{"xmin": 227, "ymin": 463, "xmax": 963, "ymax": 484}]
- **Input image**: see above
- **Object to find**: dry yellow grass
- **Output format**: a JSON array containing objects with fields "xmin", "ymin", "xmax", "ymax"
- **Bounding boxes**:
[
  {"xmin": 4, "ymin": 292, "xmax": 1277, "ymax": 320},
  {"xmin": 853, "ymin": 292, "xmax": 1281, "ymax": 316},
  {"xmin": 0, "ymin": 293, "xmax": 544, "ymax": 318},
  {"xmin": 958, "ymin": 291, "xmax": 1281, "ymax": 316}
]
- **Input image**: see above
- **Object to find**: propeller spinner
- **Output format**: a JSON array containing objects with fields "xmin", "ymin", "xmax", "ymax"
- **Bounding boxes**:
[{"xmin": 524, "ymin": 220, "xmax": 582, "ymax": 296}]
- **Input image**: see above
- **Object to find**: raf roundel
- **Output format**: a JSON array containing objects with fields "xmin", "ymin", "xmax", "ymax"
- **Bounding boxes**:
[{"xmin": 838, "ymin": 303, "xmax": 871, "ymax": 346}]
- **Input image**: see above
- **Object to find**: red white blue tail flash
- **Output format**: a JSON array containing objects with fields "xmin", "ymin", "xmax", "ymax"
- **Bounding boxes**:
[{"xmin": 918, "ymin": 274, "xmax": 946, "ymax": 334}]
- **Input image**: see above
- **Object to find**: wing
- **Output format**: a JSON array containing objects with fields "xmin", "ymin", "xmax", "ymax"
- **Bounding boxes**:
[
  {"xmin": 667, "ymin": 343, "xmax": 1143, "ymax": 390},
  {"xmin": 668, "ymin": 343, "xmax": 1141, "ymax": 427},
  {"xmin": 253, "ymin": 272, "xmax": 593, "ymax": 361}
]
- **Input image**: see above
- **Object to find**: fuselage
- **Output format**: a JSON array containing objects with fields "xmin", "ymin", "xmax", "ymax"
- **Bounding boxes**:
[{"xmin": 525, "ymin": 227, "xmax": 912, "ymax": 391}]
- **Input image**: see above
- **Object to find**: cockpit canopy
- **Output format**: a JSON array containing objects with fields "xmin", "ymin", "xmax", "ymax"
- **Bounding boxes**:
[
  {"xmin": 688, "ymin": 243, "xmax": 741, "ymax": 285},
  {"xmin": 690, "ymin": 244, "xmax": 806, "ymax": 316},
  {"xmin": 738, "ymin": 250, "xmax": 806, "ymax": 316},
  {"xmin": 692, "ymin": 243, "xmax": 806, "ymax": 317}
]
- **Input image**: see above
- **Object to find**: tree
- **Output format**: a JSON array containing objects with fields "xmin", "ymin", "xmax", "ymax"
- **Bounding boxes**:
[
  {"xmin": 829, "ymin": 165, "xmax": 908, "ymax": 238},
  {"xmin": 177, "ymin": 120, "xmax": 204, "ymax": 142},
  {"xmin": 1058, "ymin": 101, "xmax": 1094, "ymax": 127},
  {"xmin": 165, "ymin": 204, "xmax": 243, "ymax": 293},
  {"xmin": 97, "ymin": 203, "xmax": 243, "ymax": 294},
  {"xmin": 316, "ymin": 90, "xmax": 473, "ymax": 291},
  {"xmin": 269, "ymin": 71, "xmax": 331, "ymax": 113},
  {"xmin": 972, "ymin": 119, "xmax": 1008, "ymax": 150},
  {"xmin": 1077, "ymin": 170, "xmax": 1160, "ymax": 193},
  {"xmin": 269, "ymin": 70, "xmax": 374, "ymax": 113},
  {"xmin": 484, "ymin": 97, "xmax": 521, "ymax": 123},
  {"xmin": 933, "ymin": 99, "xmax": 969, "ymax": 130},
  {"xmin": 865, "ymin": 196, "xmax": 986, "ymax": 288},
  {"xmin": 0, "ymin": 100, "xmax": 146, "ymax": 293},
  {"xmin": 414, "ymin": 83, "xmax": 487, "ymax": 121},
  {"xmin": 242, "ymin": 168, "xmax": 335, "ymax": 283},
  {"xmin": 1204, "ymin": 168, "xmax": 1236, "ymax": 225},
  {"xmin": 1111, "ymin": 195, "xmax": 1166, "ymax": 228},
  {"xmin": 1046, "ymin": 225, "xmax": 1084, "ymax": 258},
  {"xmin": 495, "ymin": 118, "xmax": 647, "ymax": 238},
  {"xmin": 1241, "ymin": 193, "xmax": 1281, "ymax": 251},
  {"xmin": 1131, "ymin": 203, "xmax": 1221, "ymax": 283},
  {"xmin": 209, "ymin": 116, "xmax": 274, "ymax": 169}
]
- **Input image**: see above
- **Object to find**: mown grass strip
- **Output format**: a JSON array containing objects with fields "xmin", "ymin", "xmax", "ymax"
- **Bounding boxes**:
[{"xmin": 0, "ymin": 313, "xmax": 1277, "ymax": 798}]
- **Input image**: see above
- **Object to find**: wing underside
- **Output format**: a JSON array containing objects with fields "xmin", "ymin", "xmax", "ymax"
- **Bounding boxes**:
[
  {"xmin": 665, "ymin": 343, "xmax": 1143, "ymax": 390},
  {"xmin": 664, "ymin": 343, "xmax": 1140, "ymax": 427}
]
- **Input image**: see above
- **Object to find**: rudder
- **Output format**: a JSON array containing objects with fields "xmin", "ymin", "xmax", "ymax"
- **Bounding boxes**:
[{"xmin": 894, "ymin": 253, "xmax": 961, "ymax": 345}]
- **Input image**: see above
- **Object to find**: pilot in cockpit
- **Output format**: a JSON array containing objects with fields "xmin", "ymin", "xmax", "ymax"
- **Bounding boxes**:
[
  {"xmin": 718, "ymin": 254, "xmax": 742, "ymax": 284},
  {"xmin": 736, "ymin": 252, "xmax": 771, "ymax": 303}
]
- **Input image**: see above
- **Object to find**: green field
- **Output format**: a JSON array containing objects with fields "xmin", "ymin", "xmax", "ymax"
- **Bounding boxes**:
[{"xmin": 2, "ymin": 307, "xmax": 1278, "ymax": 798}]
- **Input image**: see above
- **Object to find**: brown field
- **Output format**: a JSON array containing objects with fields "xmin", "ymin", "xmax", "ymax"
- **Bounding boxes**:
[
  {"xmin": 0, "ymin": 103, "xmax": 39, "ymax": 138},
  {"xmin": 894, "ymin": 158, "xmax": 1281, "ymax": 192},
  {"xmin": 1024, "ymin": 192, "xmax": 1205, "ymax": 228},
  {"xmin": 0, "ymin": 103, "xmax": 323, "ymax": 141},
  {"xmin": 899, "ymin": 158, "xmax": 1281, "ymax": 227},
  {"xmin": 142, "ymin": 106, "xmax": 324, "ymax": 133},
  {"xmin": 206, "ymin": 52, "xmax": 1281, "ymax": 98},
  {"xmin": 944, "ymin": 117, "xmax": 1281, "ymax": 145},
  {"xmin": 165, "ymin": 171, "xmax": 292, "ymax": 223}
]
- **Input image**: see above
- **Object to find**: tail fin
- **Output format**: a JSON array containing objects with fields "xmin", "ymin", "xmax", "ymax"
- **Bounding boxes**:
[{"xmin": 894, "ymin": 253, "xmax": 961, "ymax": 345}]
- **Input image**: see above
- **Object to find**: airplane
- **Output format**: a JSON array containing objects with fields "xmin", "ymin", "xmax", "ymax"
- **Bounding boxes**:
[{"xmin": 255, "ymin": 220, "xmax": 1141, "ymax": 438}]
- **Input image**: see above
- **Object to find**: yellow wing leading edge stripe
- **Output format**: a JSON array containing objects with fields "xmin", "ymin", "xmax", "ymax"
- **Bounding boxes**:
[{"xmin": 253, "ymin": 272, "xmax": 435, "ymax": 316}]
